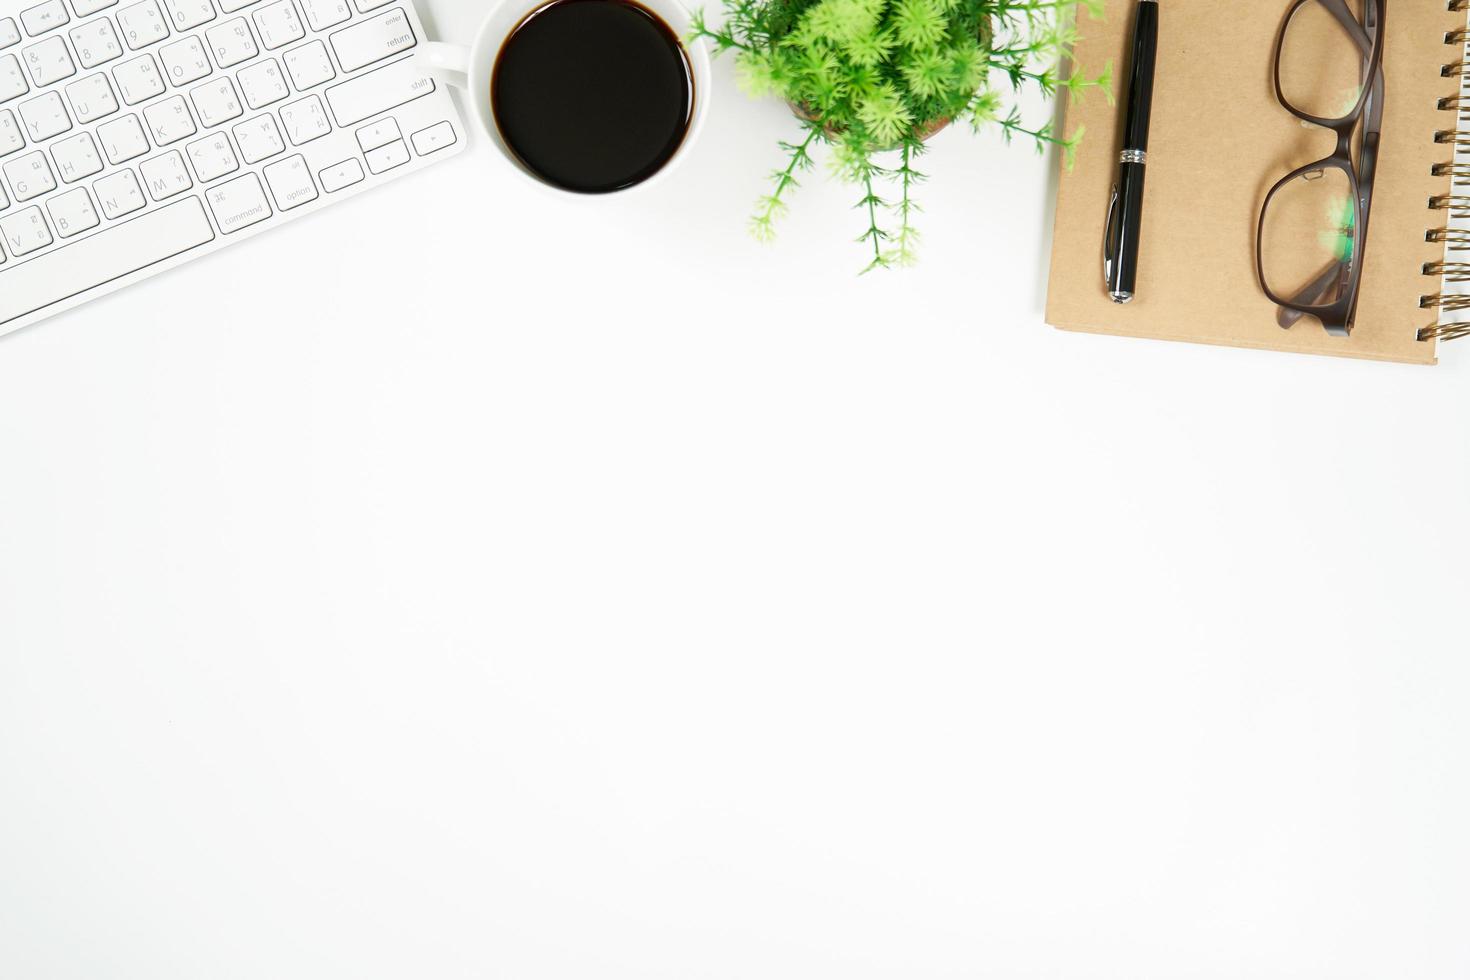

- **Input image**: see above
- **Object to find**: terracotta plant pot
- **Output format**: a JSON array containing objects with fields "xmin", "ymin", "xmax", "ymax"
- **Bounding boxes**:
[{"xmin": 788, "ymin": 102, "xmax": 953, "ymax": 148}]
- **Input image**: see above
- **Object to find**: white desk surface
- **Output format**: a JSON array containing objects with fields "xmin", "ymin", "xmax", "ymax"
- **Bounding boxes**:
[{"xmin": 3, "ymin": 1, "xmax": 1469, "ymax": 976}]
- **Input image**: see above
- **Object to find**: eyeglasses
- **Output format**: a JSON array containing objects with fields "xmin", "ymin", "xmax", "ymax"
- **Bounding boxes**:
[{"xmin": 1257, "ymin": 0, "xmax": 1385, "ymax": 337}]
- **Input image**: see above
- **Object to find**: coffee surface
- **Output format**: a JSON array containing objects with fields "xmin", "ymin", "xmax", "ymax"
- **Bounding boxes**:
[{"xmin": 492, "ymin": 0, "xmax": 693, "ymax": 193}]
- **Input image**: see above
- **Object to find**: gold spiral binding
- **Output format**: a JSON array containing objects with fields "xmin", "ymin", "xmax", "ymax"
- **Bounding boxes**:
[
  {"xmin": 1419, "ymin": 322, "xmax": 1470, "ymax": 340},
  {"xmin": 1430, "ymin": 194, "xmax": 1470, "ymax": 215},
  {"xmin": 1424, "ymin": 4, "xmax": 1470, "ymax": 342},
  {"xmin": 1427, "ymin": 228, "xmax": 1470, "ymax": 248},
  {"xmin": 1421, "ymin": 293, "xmax": 1470, "ymax": 310},
  {"xmin": 1425, "ymin": 260, "xmax": 1470, "ymax": 281},
  {"xmin": 1432, "ymin": 162, "xmax": 1470, "ymax": 182}
]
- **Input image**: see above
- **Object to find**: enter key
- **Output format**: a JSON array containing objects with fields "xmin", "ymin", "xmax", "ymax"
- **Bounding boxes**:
[{"xmin": 329, "ymin": 8, "xmax": 416, "ymax": 73}]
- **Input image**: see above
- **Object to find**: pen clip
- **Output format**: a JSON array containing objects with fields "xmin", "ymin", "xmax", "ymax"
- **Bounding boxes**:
[{"xmin": 1102, "ymin": 183, "xmax": 1121, "ymax": 287}]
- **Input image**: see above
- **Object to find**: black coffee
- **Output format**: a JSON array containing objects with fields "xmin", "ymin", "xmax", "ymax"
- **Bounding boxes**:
[{"xmin": 491, "ymin": 0, "xmax": 694, "ymax": 194}]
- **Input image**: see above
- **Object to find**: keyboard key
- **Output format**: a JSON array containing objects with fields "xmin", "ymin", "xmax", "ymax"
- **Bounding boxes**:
[
  {"xmin": 17, "ymin": 90, "xmax": 70, "ymax": 140},
  {"xmin": 252, "ymin": 0, "xmax": 302, "ymax": 49},
  {"xmin": 318, "ymin": 156, "xmax": 360, "ymax": 192},
  {"xmin": 363, "ymin": 136, "xmax": 404, "ymax": 173},
  {"xmin": 117, "ymin": 0, "xmax": 169, "ymax": 48},
  {"xmin": 0, "ymin": 18, "xmax": 20, "ymax": 48},
  {"xmin": 93, "ymin": 165, "xmax": 145, "ymax": 216},
  {"xmin": 71, "ymin": 0, "xmax": 121, "ymax": 15},
  {"xmin": 277, "ymin": 93, "xmax": 326, "ymax": 144},
  {"xmin": 353, "ymin": 116, "xmax": 395, "ymax": 150},
  {"xmin": 351, "ymin": 0, "xmax": 391, "ymax": 13},
  {"xmin": 22, "ymin": 35, "xmax": 75, "ymax": 85},
  {"xmin": 204, "ymin": 16, "xmax": 254, "ymax": 65},
  {"xmin": 235, "ymin": 56, "xmax": 285, "ymax": 107},
  {"xmin": 329, "ymin": 7, "xmax": 412, "ymax": 72},
  {"xmin": 282, "ymin": 38, "xmax": 331, "ymax": 89},
  {"xmin": 0, "ymin": 204, "xmax": 51, "ymax": 254},
  {"xmin": 46, "ymin": 185, "xmax": 99, "ymax": 236},
  {"xmin": 64, "ymin": 72, "xmax": 118, "ymax": 122},
  {"xmin": 0, "ymin": 109, "xmax": 23, "ymax": 156},
  {"xmin": 185, "ymin": 130, "xmax": 235, "ymax": 180},
  {"xmin": 50, "ymin": 130, "xmax": 102, "ymax": 180},
  {"xmin": 262, "ymin": 151, "xmax": 313, "ymax": 209},
  {"xmin": 0, "ymin": 197, "xmax": 214, "ymax": 326},
  {"xmin": 161, "ymin": 0, "xmax": 215, "ymax": 31},
  {"xmin": 20, "ymin": 1, "xmax": 69, "ymax": 36},
  {"xmin": 3, "ymin": 149, "xmax": 55, "ymax": 200},
  {"xmin": 0, "ymin": 55, "xmax": 26, "ymax": 103},
  {"xmin": 159, "ymin": 34, "xmax": 210, "ymax": 84},
  {"xmin": 299, "ymin": 0, "xmax": 347, "ymax": 32},
  {"xmin": 69, "ymin": 17, "xmax": 123, "ymax": 68},
  {"xmin": 188, "ymin": 75, "xmax": 239, "ymax": 125},
  {"xmin": 111, "ymin": 52, "xmax": 162, "ymax": 102},
  {"xmin": 0, "ymin": 180, "xmax": 7, "ymax": 209},
  {"xmin": 217, "ymin": 0, "xmax": 261, "ymax": 11},
  {"xmin": 323, "ymin": 56, "xmax": 431, "ymax": 126},
  {"xmin": 410, "ymin": 119, "xmax": 453, "ymax": 155},
  {"xmin": 139, "ymin": 147, "xmax": 190, "ymax": 198},
  {"xmin": 97, "ymin": 112, "xmax": 148, "ymax": 162},
  {"xmin": 204, "ymin": 169, "xmax": 268, "ymax": 231},
  {"xmin": 142, "ymin": 92, "xmax": 193, "ymax": 142},
  {"xmin": 230, "ymin": 111, "xmax": 280, "ymax": 162}
]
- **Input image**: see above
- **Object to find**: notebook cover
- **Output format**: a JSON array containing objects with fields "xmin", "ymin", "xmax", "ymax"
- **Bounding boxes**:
[{"xmin": 1045, "ymin": 0, "xmax": 1461, "ymax": 365}]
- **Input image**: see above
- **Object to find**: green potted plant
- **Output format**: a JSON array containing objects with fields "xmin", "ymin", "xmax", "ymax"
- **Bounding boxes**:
[{"xmin": 690, "ymin": 0, "xmax": 1111, "ymax": 270}]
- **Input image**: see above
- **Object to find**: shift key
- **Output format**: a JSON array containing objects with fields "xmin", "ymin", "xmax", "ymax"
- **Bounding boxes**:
[
  {"xmin": 325, "ymin": 57, "xmax": 434, "ymax": 127},
  {"xmin": 329, "ymin": 8, "xmax": 416, "ymax": 73}
]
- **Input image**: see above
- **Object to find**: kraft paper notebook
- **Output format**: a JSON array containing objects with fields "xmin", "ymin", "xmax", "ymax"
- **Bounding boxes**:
[{"xmin": 1046, "ymin": 0, "xmax": 1467, "ymax": 365}]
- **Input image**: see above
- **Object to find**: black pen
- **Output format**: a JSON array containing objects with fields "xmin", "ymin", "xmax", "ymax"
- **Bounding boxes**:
[{"xmin": 1103, "ymin": 0, "xmax": 1159, "ymax": 304}]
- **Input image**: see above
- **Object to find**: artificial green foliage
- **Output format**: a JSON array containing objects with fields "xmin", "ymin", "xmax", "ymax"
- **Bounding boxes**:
[{"xmin": 690, "ymin": 0, "xmax": 1112, "ymax": 270}]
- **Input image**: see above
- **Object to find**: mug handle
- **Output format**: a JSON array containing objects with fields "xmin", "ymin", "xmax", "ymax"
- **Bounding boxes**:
[{"xmin": 418, "ymin": 41, "xmax": 471, "ymax": 87}]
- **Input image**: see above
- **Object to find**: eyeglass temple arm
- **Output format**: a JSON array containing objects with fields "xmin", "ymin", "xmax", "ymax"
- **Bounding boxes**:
[
  {"xmin": 1320, "ymin": 0, "xmax": 1375, "ymax": 54},
  {"xmin": 1278, "ymin": 262, "xmax": 1356, "ymax": 328}
]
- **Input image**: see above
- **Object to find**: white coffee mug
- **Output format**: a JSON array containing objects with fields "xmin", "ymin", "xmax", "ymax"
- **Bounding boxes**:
[{"xmin": 417, "ymin": 0, "xmax": 711, "ymax": 195}]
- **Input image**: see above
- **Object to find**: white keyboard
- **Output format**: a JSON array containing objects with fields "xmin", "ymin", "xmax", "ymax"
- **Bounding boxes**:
[{"xmin": 0, "ymin": 0, "xmax": 463, "ymax": 338}]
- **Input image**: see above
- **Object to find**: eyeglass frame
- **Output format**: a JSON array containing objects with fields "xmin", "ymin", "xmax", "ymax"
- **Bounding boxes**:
[{"xmin": 1256, "ymin": 0, "xmax": 1386, "ymax": 337}]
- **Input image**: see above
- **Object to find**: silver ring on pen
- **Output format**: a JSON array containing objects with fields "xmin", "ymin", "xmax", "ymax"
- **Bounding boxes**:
[{"xmin": 1119, "ymin": 149, "xmax": 1148, "ymax": 165}]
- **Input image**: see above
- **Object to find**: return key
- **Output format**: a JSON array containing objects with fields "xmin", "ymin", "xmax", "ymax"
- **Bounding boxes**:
[{"xmin": 329, "ymin": 8, "xmax": 416, "ymax": 73}]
